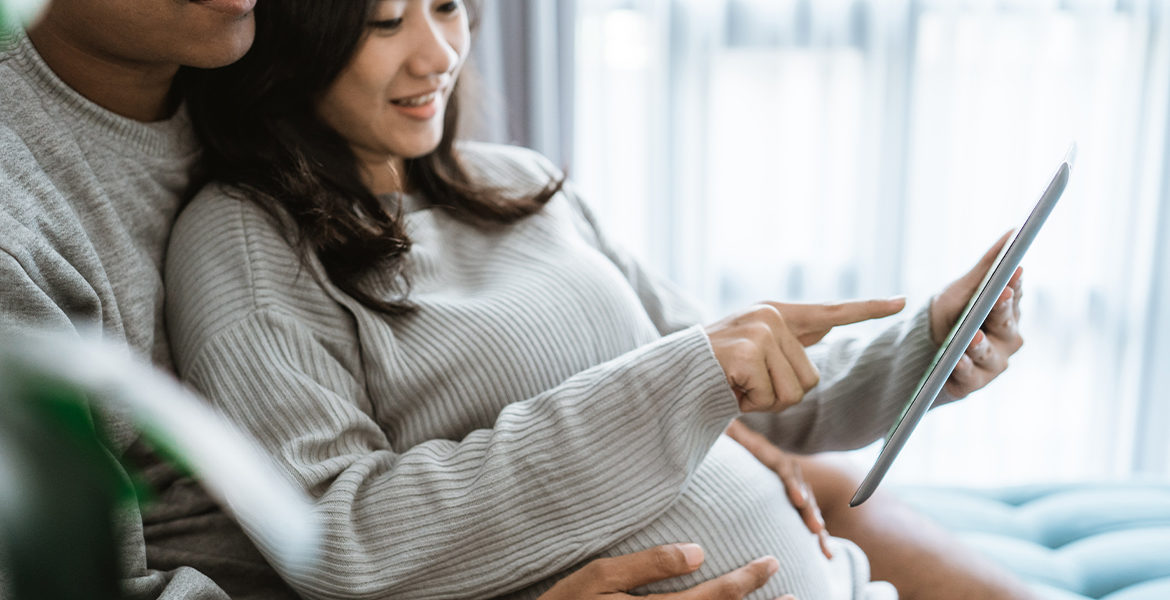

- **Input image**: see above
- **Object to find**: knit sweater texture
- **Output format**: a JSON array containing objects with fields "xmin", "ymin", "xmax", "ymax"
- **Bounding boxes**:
[
  {"xmin": 0, "ymin": 30, "xmax": 293, "ymax": 600},
  {"xmin": 166, "ymin": 142, "xmax": 938, "ymax": 600}
]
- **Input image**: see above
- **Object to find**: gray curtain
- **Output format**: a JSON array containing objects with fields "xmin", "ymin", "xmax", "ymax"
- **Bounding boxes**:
[{"xmin": 467, "ymin": 0, "xmax": 577, "ymax": 168}]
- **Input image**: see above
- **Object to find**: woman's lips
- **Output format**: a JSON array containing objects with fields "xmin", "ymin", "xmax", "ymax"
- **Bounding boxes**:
[
  {"xmin": 190, "ymin": 0, "xmax": 257, "ymax": 17},
  {"xmin": 390, "ymin": 91, "xmax": 441, "ymax": 120}
]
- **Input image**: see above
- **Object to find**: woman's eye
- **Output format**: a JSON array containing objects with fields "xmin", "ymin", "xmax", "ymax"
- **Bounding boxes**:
[
  {"xmin": 436, "ymin": 1, "xmax": 460, "ymax": 14},
  {"xmin": 369, "ymin": 17, "xmax": 403, "ymax": 31}
]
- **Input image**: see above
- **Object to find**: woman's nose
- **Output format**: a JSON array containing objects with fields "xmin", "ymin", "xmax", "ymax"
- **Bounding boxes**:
[{"xmin": 406, "ymin": 19, "xmax": 462, "ymax": 78}]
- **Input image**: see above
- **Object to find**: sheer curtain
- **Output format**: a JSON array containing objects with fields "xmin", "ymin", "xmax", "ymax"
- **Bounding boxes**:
[
  {"xmin": 467, "ymin": 0, "xmax": 576, "ymax": 165},
  {"xmin": 571, "ymin": 0, "xmax": 1170, "ymax": 486}
]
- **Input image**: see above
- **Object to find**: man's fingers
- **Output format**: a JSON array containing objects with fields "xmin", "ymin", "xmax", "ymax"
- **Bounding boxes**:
[
  {"xmin": 723, "ymin": 422, "xmax": 828, "ymax": 556},
  {"xmin": 789, "ymin": 471, "xmax": 831, "ymax": 558},
  {"xmin": 798, "ymin": 480, "xmax": 823, "ymax": 533},
  {"xmin": 726, "ymin": 421, "xmax": 788, "ymax": 475},
  {"xmin": 724, "ymin": 420, "xmax": 768, "ymax": 455},
  {"xmin": 654, "ymin": 556, "xmax": 780, "ymax": 600},
  {"xmin": 586, "ymin": 544, "xmax": 707, "ymax": 592},
  {"xmin": 784, "ymin": 467, "xmax": 809, "ymax": 510},
  {"xmin": 817, "ymin": 530, "xmax": 833, "ymax": 561}
]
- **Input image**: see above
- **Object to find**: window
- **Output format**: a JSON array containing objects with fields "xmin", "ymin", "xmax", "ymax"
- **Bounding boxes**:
[{"xmin": 573, "ymin": 0, "xmax": 1170, "ymax": 486}]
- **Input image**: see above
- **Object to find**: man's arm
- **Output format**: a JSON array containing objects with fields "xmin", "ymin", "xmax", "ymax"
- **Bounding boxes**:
[{"xmin": 0, "ymin": 247, "xmax": 79, "ymax": 332}]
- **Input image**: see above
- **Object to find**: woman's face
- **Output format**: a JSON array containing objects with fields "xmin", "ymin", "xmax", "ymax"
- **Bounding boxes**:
[{"xmin": 317, "ymin": 0, "xmax": 470, "ymax": 174}]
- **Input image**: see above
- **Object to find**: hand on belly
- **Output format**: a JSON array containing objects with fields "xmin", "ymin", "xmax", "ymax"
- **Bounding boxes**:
[{"xmin": 598, "ymin": 435, "xmax": 863, "ymax": 600}]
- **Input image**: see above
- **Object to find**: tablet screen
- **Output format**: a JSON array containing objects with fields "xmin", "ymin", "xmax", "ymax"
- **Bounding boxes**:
[
  {"xmin": 849, "ymin": 145, "xmax": 1074, "ymax": 506},
  {"xmin": 884, "ymin": 234, "xmax": 1015, "ymax": 443}
]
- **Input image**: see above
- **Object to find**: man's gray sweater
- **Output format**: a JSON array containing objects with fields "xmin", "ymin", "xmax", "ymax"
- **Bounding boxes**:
[{"xmin": 0, "ymin": 30, "xmax": 291, "ymax": 600}]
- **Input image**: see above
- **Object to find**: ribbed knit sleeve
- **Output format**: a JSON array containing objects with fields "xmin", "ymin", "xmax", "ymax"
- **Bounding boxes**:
[
  {"xmin": 551, "ymin": 161, "xmax": 941, "ymax": 455},
  {"xmin": 739, "ymin": 305, "xmax": 940, "ymax": 453},
  {"xmin": 166, "ymin": 189, "xmax": 741, "ymax": 600}
]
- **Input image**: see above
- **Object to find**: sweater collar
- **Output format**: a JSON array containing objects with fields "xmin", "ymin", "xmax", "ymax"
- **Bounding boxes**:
[{"xmin": 1, "ymin": 29, "xmax": 198, "ymax": 160}]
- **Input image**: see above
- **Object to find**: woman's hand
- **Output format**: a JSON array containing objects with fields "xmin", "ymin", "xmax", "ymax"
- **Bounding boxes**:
[
  {"xmin": 537, "ymin": 543, "xmax": 795, "ymax": 600},
  {"xmin": 724, "ymin": 420, "xmax": 832, "ymax": 560},
  {"xmin": 705, "ymin": 299, "xmax": 907, "ymax": 412},
  {"xmin": 928, "ymin": 232, "xmax": 1025, "ymax": 399}
]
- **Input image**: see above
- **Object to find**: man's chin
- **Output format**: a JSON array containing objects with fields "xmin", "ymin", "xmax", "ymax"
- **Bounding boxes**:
[{"xmin": 180, "ymin": 18, "xmax": 255, "ymax": 69}]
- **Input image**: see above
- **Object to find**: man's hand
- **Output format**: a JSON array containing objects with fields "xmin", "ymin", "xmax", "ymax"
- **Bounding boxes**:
[
  {"xmin": 705, "ymin": 299, "xmax": 906, "ymax": 413},
  {"xmin": 537, "ymin": 543, "xmax": 795, "ymax": 600},
  {"xmin": 724, "ymin": 420, "xmax": 832, "ymax": 560},
  {"xmin": 928, "ymin": 232, "xmax": 1025, "ymax": 399}
]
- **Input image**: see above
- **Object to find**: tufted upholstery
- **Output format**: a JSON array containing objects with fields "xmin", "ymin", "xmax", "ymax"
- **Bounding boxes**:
[{"xmin": 898, "ymin": 482, "xmax": 1170, "ymax": 600}]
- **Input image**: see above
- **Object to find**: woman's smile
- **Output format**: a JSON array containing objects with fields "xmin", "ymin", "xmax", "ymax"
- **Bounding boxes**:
[{"xmin": 390, "ymin": 88, "xmax": 443, "ymax": 120}]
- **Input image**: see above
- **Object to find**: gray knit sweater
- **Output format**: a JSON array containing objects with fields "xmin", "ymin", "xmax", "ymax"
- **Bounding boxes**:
[
  {"xmin": 166, "ymin": 143, "xmax": 938, "ymax": 600},
  {"xmin": 0, "ymin": 30, "xmax": 294, "ymax": 600}
]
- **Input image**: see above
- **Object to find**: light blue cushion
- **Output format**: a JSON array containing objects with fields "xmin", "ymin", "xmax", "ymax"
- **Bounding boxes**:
[
  {"xmin": 898, "ymin": 482, "xmax": 1170, "ymax": 600},
  {"xmin": 1101, "ymin": 577, "xmax": 1170, "ymax": 600},
  {"xmin": 1030, "ymin": 582, "xmax": 1094, "ymax": 600},
  {"xmin": 1060, "ymin": 528, "xmax": 1170, "ymax": 598}
]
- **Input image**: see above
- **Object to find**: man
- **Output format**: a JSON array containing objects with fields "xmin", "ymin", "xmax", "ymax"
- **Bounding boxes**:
[
  {"xmin": 1, "ymin": 1, "xmax": 265, "ymax": 597},
  {"xmin": 0, "ymin": 1, "xmax": 1036, "ymax": 598}
]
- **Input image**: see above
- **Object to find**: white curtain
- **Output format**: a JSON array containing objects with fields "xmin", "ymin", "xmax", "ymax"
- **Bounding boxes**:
[
  {"xmin": 572, "ymin": 0, "xmax": 1170, "ymax": 486},
  {"xmin": 468, "ymin": 0, "xmax": 576, "ymax": 166}
]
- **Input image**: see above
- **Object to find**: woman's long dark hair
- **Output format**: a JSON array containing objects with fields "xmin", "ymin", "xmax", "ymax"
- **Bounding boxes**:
[{"xmin": 180, "ymin": 0, "xmax": 562, "ymax": 315}]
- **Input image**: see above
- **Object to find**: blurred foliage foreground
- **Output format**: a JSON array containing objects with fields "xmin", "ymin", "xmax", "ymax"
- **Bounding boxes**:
[
  {"xmin": 0, "ymin": 375, "xmax": 126, "ymax": 600},
  {"xmin": 0, "ymin": 333, "xmax": 320, "ymax": 600}
]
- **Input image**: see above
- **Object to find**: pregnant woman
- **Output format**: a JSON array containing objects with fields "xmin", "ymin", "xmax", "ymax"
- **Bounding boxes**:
[{"xmin": 166, "ymin": 0, "xmax": 1023, "ymax": 598}]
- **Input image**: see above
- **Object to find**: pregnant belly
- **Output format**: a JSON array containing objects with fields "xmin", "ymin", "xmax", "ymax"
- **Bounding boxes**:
[{"xmin": 601, "ymin": 435, "xmax": 868, "ymax": 600}]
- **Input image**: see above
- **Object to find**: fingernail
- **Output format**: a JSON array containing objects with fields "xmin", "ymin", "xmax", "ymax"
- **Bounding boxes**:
[
  {"xmin": 678, "ymin": 543, "xmax": 704, "ymax": 569},
  {"xmin": 760, "ymin": 555, "xmax": 780, "ymax": 576}
]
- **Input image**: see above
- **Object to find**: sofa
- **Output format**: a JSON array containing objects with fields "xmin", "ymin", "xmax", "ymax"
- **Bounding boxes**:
[{"xmin": 901, "ymin": 482, "xmax": 1170, "ymax": 600}]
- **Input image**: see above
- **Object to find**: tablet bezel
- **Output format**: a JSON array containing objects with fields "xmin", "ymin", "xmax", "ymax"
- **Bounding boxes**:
[{"xmin": 849, "ymin": 145, "xmax": 1074, "ymax": 507}]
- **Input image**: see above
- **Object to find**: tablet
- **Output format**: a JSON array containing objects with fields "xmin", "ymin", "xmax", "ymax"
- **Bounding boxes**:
[{"xmin": 849, "ymin": 145, "xmax": 1075, "ymax": 507}]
